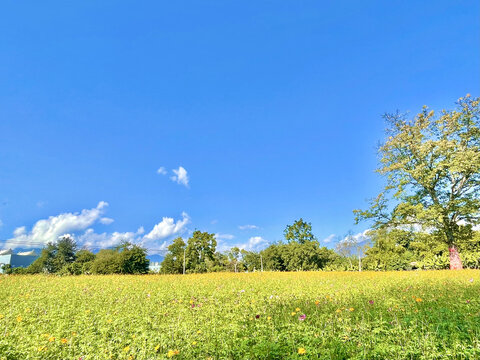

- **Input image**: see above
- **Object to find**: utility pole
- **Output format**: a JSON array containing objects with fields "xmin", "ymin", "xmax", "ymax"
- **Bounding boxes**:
[
  {"xmin": 260, "ymin": 254, "xmax": 263, "ymax": 272},
  {"xmin": 183, "ymin": 248, "xmax": 186, "ymax": 275}
]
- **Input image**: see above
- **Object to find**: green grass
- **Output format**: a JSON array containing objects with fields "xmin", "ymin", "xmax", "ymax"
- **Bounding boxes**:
[{"xmin": 1, "ymin": 270, "xmax": 479, "ymax": 359}]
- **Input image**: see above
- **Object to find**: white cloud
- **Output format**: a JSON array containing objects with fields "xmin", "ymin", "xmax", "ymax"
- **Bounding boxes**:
[
  {"xmin": 144, "ymin": 241, "xmax": 170, "ymax": 255},
  {"xmin": 239, "ymin": 236, "xmax": 268, "ymax": 252},
  {"xmin": 157, "ymin": 167, "xmax": 167, "ymax": 175},
  {"xmin": 340, "ymin": 230, "xmax": 371, "ymax": 245},
  {"xmin": 215, "ymin": 233, "xmax": 235, "ymax": 241},
  {"xmin": 100, "ymin": 217, "xmax": 114, "ymax": 225},
  {"xmin": 238, "ymin": 224, "xmax": 259, "ymax": 230},
  {"xmin": 322, "ymin": 234, "xmax": 336, "ymax": 243},
  {"xmin": 64, "ymin": 213, "xmax": 189, "ymax": 255},
  {"xmin": 215, "ymin": 236, "xmax": 267, "ymax": 253},
  {"xmin": 215, "ymin": 240, "xmax": 230, "ymax": 253},
  {"xmin": 3, "ymin": 203, "xmax": 190, "ymax": 256},
  {"xmin": 77, "ymin": 223, "xmax": 172, "ymax": 254},
  {"xmin": 170, "ymin": 166, "xmax": 189, "ymax": 187},
  {"xmin": 13, "ymin": 226, "xmax": 26, "ymax": 237},
  {"xmin": 143, "ymin": 212, "xmax": 190, "ymax": 241},
  {"xmin": 78, "ymin": 229, "xmax": 138, "ymax": 249},
  {"xmin": 5, "ymin": 201, "xmax": 108, "ymax": 249}
]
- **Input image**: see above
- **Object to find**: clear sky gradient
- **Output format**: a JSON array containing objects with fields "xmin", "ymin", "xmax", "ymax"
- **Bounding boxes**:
[{"xmin": 0, "ymin": 1, "xmax": 479, "ymax": 254}]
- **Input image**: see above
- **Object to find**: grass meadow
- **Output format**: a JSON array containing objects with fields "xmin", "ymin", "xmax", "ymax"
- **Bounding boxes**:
[{"xmin": 1, "ymin": 271, "xmax": 479, "ymax": 359}]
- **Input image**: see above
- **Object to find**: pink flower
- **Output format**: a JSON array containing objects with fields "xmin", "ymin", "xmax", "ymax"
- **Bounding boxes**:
[
  {"xmin": 369, "ymin": 300, "xmax": 374, "ymax": 305},
  {"xmin": 298, "ymin": 314, "xmax": 306, "ymax": 321}
]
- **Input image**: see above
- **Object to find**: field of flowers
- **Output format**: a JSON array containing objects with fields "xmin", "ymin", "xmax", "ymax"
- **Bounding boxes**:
[{"xmin": 1, "ymin": 271, "xmax": 479, "ymax": 360}]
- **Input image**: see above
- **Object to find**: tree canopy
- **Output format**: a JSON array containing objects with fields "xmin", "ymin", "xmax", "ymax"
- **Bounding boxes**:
[
  {"xmin": 284, "ymin": 218, "xmax": 316, "ymax": 244},
  {"xmin": 355, "ymin": 95, "xmax": 480, "ymax": 269}
]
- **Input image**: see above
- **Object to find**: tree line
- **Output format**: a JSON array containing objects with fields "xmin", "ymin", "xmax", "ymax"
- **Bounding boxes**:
[
  {"xmin": 160, "ymin": 220, "xmax": 340, "ymax": 274},
  {"xmin": 159, "ymin": 218, "xmax": 480, "ymax": 274},
  {"xmin": 3, "ymin": 218, "xmax": 480, "ymax": 275},
  {"xmin": 2, "ymin": 237, "xmax": 149, "ymax": 275}
]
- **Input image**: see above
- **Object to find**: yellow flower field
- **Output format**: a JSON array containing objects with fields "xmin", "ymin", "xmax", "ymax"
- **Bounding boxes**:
[{"xmin": 1, "ymin": 271, "xmax": 479, "ymax": 359}]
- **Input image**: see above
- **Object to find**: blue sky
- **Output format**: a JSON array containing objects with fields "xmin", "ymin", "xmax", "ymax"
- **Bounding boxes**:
[{"xmin": 0, "ymin": 1, "xmax": 479, "ymax": 256}]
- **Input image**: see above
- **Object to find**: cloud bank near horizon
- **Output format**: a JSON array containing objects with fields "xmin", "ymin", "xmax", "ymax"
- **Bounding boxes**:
[{"xmin": 2, "ymin": 202, "xmax": 190, "ymax": 255}]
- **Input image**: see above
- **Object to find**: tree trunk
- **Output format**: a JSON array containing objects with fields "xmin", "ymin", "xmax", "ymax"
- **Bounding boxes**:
[
  {"xmin": 448, "ymin": 246, "xmax": 463, "ymax": 270},
  {"xmin": 444, "ymin": 223, "xmax": 463, "ymax": 270}
]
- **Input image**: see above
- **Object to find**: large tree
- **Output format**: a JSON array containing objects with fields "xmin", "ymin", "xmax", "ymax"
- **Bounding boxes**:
[
  {"xmin": 28, "ymin": 236, "xmax": 77, "ymax": 273},
  {"xmin": 355, "ymin": 95, "xmax": 480, "ymax": 269},
  {"xmin": 185, "ymin": 230, "xmax": 217, "ymax": 273},
  {"xmin": 284, "ymin": 218, "xmax": 316, "ymax": 244},
  {"xmin": 160, "ymin": 237, "xmax": 186, "ymax": 274}
]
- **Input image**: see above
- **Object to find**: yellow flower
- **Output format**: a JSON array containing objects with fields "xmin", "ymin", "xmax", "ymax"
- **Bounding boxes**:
[
  {"xmin": 336, "ymin": 309, "xmax": 341, "ymax": 313},
  {"xmin": 48, "ymin": 337, "xmax": 55, "ymax": 342},
  {"xmin": 37, "ymin": 346, "xmax": 47, "ymax": 352},
  {"xmin": 107, "ymin": 319, "xmax": 112, "ymax": 323},
  {"xmin": 192, "ymin": 341, "xmax": 197, "ymax": 345},
  {"xmin": 61, "ymin": 338, "xmax": 68, "ymax": 344},
  {"xmin": 197, "ymin": 330, "xmax": 202, "ymax": 334},
  {"xmin": 291, "ymin": 312, "xmax": 296, "ymax": 316},
  {"xmin": 416, "ymin": 298, "xmax": 423, "ymax": 302},
  {"xmin": 154, "ymin": 345, "xmax": 160, "ymax": 352},
  {"xmin": 71, "ymin": 332, "xmax": 77, "ymax": 336},
  {"xmin": 298, "ymin": 347, "xmax": 307, "ymax": 355},
  {"xmin": 0, "ymin": 314, "xmax": 3, "ymax": 319},
  {"xmin": 167, "ymin": 349, "xmax": 179, "ymax": 357},
  {"xmin": 295, "ymin": 308, "xmax": 301, "ymax": 312},
  {"xmin": 349, "ymin": 307, "xmax": 354, "ymax": 312},
  {"xmin": 124, "ymin": 346, "xmax": 130, "ymax": 353},
  {"xmin": 16, "ymin": 316, "xmax": 22, "ymax": 322},
  {"xmin": 267, "ymin": 316, "xmax": 271, "ymax": 320},
  {"xmin": 314, "ymin": 300, "xmax": 320, "ymax": 306}
]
